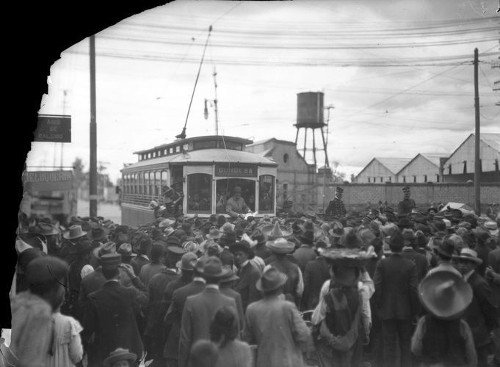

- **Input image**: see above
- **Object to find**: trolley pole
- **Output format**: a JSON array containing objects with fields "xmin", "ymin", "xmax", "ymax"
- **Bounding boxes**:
[
  {"xmin": 473, "ymin": 48, "xmax": 481, "ymax": 215},
  {"xmin": 89, "ymin": 35, "xmax": 98, "ymax": 217}
]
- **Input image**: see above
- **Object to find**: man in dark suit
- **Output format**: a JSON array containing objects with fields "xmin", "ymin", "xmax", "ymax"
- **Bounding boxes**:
[
  {"xmin": 401, "ymin": 228, "xmax": 429, "ymax": 284},
  {"xmin": 230, "ymin": 239, "xmax": 262, "ymax": 312},
  {"xmin": 162, "ymin": 258, "xmax": 207, "ymax": 367},
  {"xmin": 82, "ymin": 253, "xmax": 148, "ymax": 367},
  {"xmin": 292, "ymin": 230, "xmax": 316, "ymax": 273},
  {"xmin": 373, "ymin": 230, "xmax": 419, "ymax": 367},
  {"xmin": 178, "ymin": 256, "xmax": 238, "ymax": 367},
  {"xmin": 325, "ymin": 186, "xmax": 346, "ymax": 219},
  {"xmin": 301, "ymin": 242, "xmax": 330, "ymax": 311},
  {"xmin": 219, "ymin": 266, "xmax": 245, "ymax": 333}
]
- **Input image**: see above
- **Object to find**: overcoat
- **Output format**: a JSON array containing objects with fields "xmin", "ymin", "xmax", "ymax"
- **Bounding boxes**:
[{"xmin": 234, "ymin": 261, "xmax": 261, "ymax": 311}]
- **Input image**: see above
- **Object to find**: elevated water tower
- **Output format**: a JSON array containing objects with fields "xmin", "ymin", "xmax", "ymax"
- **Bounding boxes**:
[{"xmin": 294, "ymin": 92, "xmax": 330, "ymax": 168}]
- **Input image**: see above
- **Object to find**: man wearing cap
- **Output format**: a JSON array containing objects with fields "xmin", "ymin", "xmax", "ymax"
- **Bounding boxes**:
[
  {"xmin": 82, "ymin": 253, "xmax": 148, "ymax": 367},
  {"xmin": 452, "ymin": 248, "xmax": 499, "ymax": 367},
  {"xmin": 10, "ymin": 256, "xmax": 69, "ymax": 367},
  {"xmin": 373, "ymin": 230, "xmax": 419, "ymax": 367},
  {"xmin": 178, "ymin": 256, "xmax": 238, "ymax": 367},
  {"xmin": 163, "ymin": 258, "xmax": 207, "ymax": 367},
  {"xmin": 143, "ymin": 245, "xmax": 182, "ymax": 365},
  {"xmin": 226, "ymin": 186, "xmax": 252, "ymax": 219},
  {"xmin": 398, "ymin": 186, "xmax": 416, "ymax": 216},
  {"xmin": 231, "ymin": 239, "xmax": 262, "ymax": 312},
  {"xmin": 244, "ymin": 267, "xmax": 313, "ymax": 367},
  {"xmin": 325, "ymin": 187, "xmax": 346, "ymax": 219}
]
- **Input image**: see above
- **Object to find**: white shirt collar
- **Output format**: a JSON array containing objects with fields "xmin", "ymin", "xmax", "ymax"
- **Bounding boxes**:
[
  {"xmin": 205, "ymin": 284, "xmax": 219, "ymax": 290},
  {"xmin": 193, "ymin": 276, "xmax": 206, "ymax": 284},
  {"xmin": 241, "ymin": 260, "xmax": 249, "ymax": 268}
]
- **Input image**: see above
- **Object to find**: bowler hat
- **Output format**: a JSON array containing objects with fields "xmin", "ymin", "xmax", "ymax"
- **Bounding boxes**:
[
  {"xmin": 63, "ymin": 225, "xmax": 87, "ymax": 240},
  {"xmin": 418, "ymin": 269, "xmax": 473, "ymax": 320},
  {"xmin": 256, "ymin": 267, "xmax": 287, "ymax": 292},
  {"xmin": 198, "ymin": 256, "xmax": 230, "ymax": 280},
  {"xmin": 25, "ymin": 256, "xmax": 69, "ymax": 285},
  {"xmin": 103, "ymin": 348, "xmax": 137, "ymax": 367},
  {"xmin": 176, "ymin": 252, "xmax": 198, "ymax": 271},
  {"xmin": 266, "ymin": 237, "xmax": 295, "ymax": 254}
]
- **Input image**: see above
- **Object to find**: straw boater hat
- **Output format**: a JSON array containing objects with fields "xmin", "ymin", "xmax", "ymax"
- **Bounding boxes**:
[
  {"xmin": 103, "ymin": 348, "xmax": 137, "ymax": 367},
  {"xmin": 418, "ymin": 269, "xmax": 473, "ymax": 320},
  {"xmin": 452, "ymin": 248, "xmax": 483, "ymax": 265},
  {"xmin": 256, "ymin": 267, "xmax": 288, "ymax": 292},
  {"xmin": 266, "ymin": 237, "xmax": 295, "ymax": 254},
  {"xmin": 63, "ymin": 225, "xmax": 87, "ymax": 240}
]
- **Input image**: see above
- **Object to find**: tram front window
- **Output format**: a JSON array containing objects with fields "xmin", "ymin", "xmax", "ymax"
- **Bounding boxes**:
[
  {"xmin": 259, "ymin": 175, "xmax": 275, "ymax": 214},
  {"xmin": 216, "ymin": 179, "xmax": 255, "ymax": 215},
  {"xmin": 187, "ymin": 173, "xmax": 212, "ymax": 214}
]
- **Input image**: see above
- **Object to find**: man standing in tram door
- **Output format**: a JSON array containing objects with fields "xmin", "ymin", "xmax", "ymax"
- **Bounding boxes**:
[
  {"xmin": 226, "ymin": 186, "xmax": 252, "ymax": 219},
  {"xmin": 325, "ymin": 186, "xmax": 346, "ymax": 219}
]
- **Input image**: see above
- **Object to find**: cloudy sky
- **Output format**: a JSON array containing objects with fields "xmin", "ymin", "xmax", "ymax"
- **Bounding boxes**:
[{"xmin": 27, "ymin": 0, "xmax": 500, "ymax": 183}]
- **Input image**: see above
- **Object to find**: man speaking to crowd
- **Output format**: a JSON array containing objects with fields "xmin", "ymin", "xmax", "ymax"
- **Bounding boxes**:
[{"xmin": 226, "ymin": 186, "xmax": 252, "ymax": 219}]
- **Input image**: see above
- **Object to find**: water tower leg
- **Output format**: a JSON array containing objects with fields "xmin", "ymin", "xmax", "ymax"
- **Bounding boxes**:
[
  {"xmin": 320, "ymin": 127, "xmax": 330, "ymax": 168},
  {"xmin": 312, "ymin": 129, "xmax": 317, "ymax": 168},
  {"xmin": 295, "ymin": 128, "xmax": 299, "ymax": 145},
  {"xmin": 303, "ymin": 128, "xmax": 308, "ymax": 160}
]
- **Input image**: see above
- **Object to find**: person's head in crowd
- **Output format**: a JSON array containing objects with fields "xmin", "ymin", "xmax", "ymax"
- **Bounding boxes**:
[
  {"xmin": 25, "ymin": 256, "xmax": 69, "ymax": 311},
  {"xmin": 230, "ymin": 239, "xmax": 255, "ymax": 268},
  {"xmin": 452, "ymin": 248, "xmax": 482, "ymax": 277},
  {"xmin": 314, "ymin": 240, "xmax": 328, "ymax": 255},
  {"xmin": 198, "ymin": 256, "xmax": 230, "ymax": 285},
  {"xmin": 473, "ymin": 228, "xmax": 490, "ymax": 248},
  {"xmin": 151, "ymin": 228, "xmax": 163, "ymax": 241},
  {"xmin": 100, "ymin": 253, "xmax": 122, "ymax": 281},
  {"xmin": 75, "ymin": 237, "xmax": 93, "ymax": 262},
  {"xmin": 103, "ymin": 348, "xmax": 137, "ymax": 367},
  {"xmin": 388, "ymin": 230, "xmax": 405, "ymax": 253},
  {"xmin": 210, "ymin": 306, "xmax": 239, "ymax": 348},
  {"xmin": 188, "ymin": 340, "xmax": 219, "ymax": 367},
  {"xmin": 447, "ymin": 234, "xmax": 466, "ymax": 254},
  {"xmin": 331, "ymin": 265, "xmax": 362, "ymax": 287},
  {"xmin": 150, "ymin": 244, "xmax": 165, "ymax": 265},
  {"xmin": 459, "ymin": 229, "xmax": 476, "ymax": 249},
  {"xmin": 432, "ymin": 236, "xmax": 456, "ymax": 262},
  {"xmin": 137, "ymin": 237, "xmax": 152, "ymax": 257},
  {"xmin": 342, "ymin": 228, "xmax": 364, "ymax": 249},
  {"xmin": 177, "ymin": 252, "xmax": 198, "ymax": 280},
  {"xmin": 206, "ymin": 242, "xmax": 223, "ymax": 257},
  {"xmin": 432, "ymin": 219, "xmax": 447, "ymax": 233},
  {"xmin": 299, "ymin": 230, "xmax": 314, "ymax": 247},
  {"xmin": 182, "ymin": 221, "xmax": 194, "ymax": 236},
  {"xmin": 166, "ymin": 246, "xmax": 186, "ymax": 268},
  {"xmin": 166, "ymin": 235, "xmax": 181, "ymax": 248},
  {"xmin": 414, "ymin": 230, "xmax": 428, "ymax": 250},
  {"xmin": 112, "ymin": 225, "xmax": 130, "ymax": 245},
  {"xmin": 29, "ymin": 222, "xmax": 61, "ymax": 254},
  {"xmin": 463, "ymin": 214, "xmax": 478, "ymax": 228},
  {"xmin": 370, "ymin": 237, "xmax": 384, "ymax": 258},
  {"xmin": 256, "ymin": 267, "xmax": 287, "ymax": 298},
  {"xmin": 117, "ymin": 243, "xmax": 135, "ymax": 264},
  {"xmin": 402, "ymin": 228, "xmax": 416, "ymax": 248},
  {"xmin": 18, "ymin": 232, "xmax": 48, "ymax": 254},
  {"xmin": 358, "ymin": 228, "xmax": 376, "ymax": 249}
]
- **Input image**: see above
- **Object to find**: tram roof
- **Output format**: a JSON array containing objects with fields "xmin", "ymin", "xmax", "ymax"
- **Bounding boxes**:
[{"xmin": 121, "ymin": 148, "xmax": 278, "ymax": 172}]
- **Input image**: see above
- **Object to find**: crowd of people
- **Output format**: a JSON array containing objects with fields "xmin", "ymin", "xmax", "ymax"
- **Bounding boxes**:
[{"xmin": 5, "ymin": 185, "xmax": 500, "ymax": 367}]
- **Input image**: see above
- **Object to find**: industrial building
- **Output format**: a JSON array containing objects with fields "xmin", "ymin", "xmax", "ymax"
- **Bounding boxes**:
[
  {"xmin": 355, "ymin": 157, "xmax": 412, "ymax": 183},
  {"xmin": 397, "ymin": 153, "xmax": 446, "ymax": 183}
]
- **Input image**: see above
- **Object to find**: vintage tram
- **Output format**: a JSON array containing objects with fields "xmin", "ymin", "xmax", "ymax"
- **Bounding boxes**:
[{"xmin": 120, "ymin": 135, "xmax": 278, "ymax": 227}]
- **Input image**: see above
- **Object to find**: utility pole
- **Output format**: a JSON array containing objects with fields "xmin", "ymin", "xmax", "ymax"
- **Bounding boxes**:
[
  {"xmin": 474, "ymin": 48, "xmax": 481, "ymax": 215},
  {"xmin": 89, "ymin": 35, "xmax": 98, "ymax": 217}
]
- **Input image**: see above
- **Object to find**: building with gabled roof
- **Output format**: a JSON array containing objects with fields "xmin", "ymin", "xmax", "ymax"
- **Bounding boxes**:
[
  {"xmin": 396, "ymin": 153, "xmax": 448, "ymax": 183},
  {"xmin": 443, "ymin": 133, "xmax": 500, "ymax": 183},
  {"xmin": 355, "ymin": 157, "xmax": 412, "ymax": 183}
]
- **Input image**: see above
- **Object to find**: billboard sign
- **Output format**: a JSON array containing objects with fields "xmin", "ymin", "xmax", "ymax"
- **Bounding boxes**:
[{"xmin": 34, "ymin": 114, "xmax": 71, "ymax": 143}]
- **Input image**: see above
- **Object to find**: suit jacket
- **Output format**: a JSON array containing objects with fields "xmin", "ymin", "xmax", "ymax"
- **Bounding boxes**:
[
  {"xmin": 462, "ymin": 271, "xmax": 499, "ymax": 347},
  {"xmin": 301, "ymin": 256, "xmax": 330, "ymax": 311},
  {"xmin": 220, "ymin": 286, "xmax": 245, "ymax": 332},
  {"xmin": 130, "ymin": 255, "xmax": 150, "ymax": 276},
  {"xmin": 234, "ymin": 261, "xmax": 262, "ymax": 311},
  {"xmin": 163, "ymin": 279, "xmax": 205, "ymax": 360},
  {"xmin": 373, "ymin": 253, "xmax": 419, "ymax": 320},
  {"xmin": 292, "ymin": 245, "xmax": 317, "ymax": 273},
  {"xmin": 401, "ymin": 247, "xmax": 429, "ymax": 283},
  {"xmin": 82, "ymin": 280, "xmax": 148, "ymax": 366},
  {"xmin": 179, "ymin": 287, "xmax": 238, "ymax": 367}
]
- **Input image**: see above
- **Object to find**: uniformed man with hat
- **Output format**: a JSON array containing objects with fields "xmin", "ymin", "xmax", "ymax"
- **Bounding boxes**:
[
  {"xmin": 398, "ymin": 186, "xmax": 416, "ymax": 216},
  {"xmin": 325, "ymin": 186, "xmax": 347, "ymax": 219},
  {"xmin": 82, "ymin": 253, "xmax": 148, "ymax": 367}
]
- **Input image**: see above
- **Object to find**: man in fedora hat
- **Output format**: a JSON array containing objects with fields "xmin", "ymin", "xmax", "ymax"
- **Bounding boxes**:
[
  {"xmin": 178, "ymin": 256, "xmax": 238, "ymax": 367},
  {"xmin": 452, "ymin": 248, "xmax": 499, "ymax": 367},
  {"xmin": 398, "ymin": 186, "xmax": 416, "ymax": 216},
  {"xmin": 266, "ymin": 237, "xmax": 304, "ymax": 308},
  {"xmin": 60, "ymin": 224, "xmax": 88, "ymax": 265},
  {"xmin": 411, "ymin": 269, "xmax": 477, "ymax": 367},
  {"xmin": 244, "ymin": 267, "xmax": 313, "ymax": 367},
  {"xmin": 29, "ymin": 222, "xmax": 62, "ymax": 256},
  {"xmin": 163, "ymin": 258, "xmax": 207, "ymax": 367},
  {"xmin": 103, "ymin": 347, "xmax": 137, "ymax": 367},
  {"xmin": 230, "ymin": 239, "xmax": 262, "ymax": 312},
  {"xmin": 10, "ymin": 256, "xmax": 69, "ymax": 367},
  {"xmin": 373, "ymin": 230, "xmax": 419, "ymax": 367},
  {"xmin": 325, "ymin": 186, "xmax": 347, "ymax": 219},
  {"xmin": 82, "ymin": 253, "xmax": 148, "ymax": 367}
]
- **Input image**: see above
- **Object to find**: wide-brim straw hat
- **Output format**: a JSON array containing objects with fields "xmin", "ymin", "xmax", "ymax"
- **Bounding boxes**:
[
  {"xmin": 261, "ymin": 221, "xmax": 292, "ymax": 239},
  {"xmin": 266, "ymin": 237, "xmax": 295, "ymax": 254},
  {"xmin": 418, "ymin": 269, "xmax": 473, "ymax": 320},
  {"xmin": 103, "ymin": 348, "xmax": 137, "ymax": 367},
  {"xmin": 256, "ymin": 267, "xmax": 288, "ymax": 292},
  {"xmin": 452, "ymin": 248, "xmax": 483, "ymax": 265}
]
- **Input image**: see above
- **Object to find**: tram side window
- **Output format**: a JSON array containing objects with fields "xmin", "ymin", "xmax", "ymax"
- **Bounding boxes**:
[
  {"xmin": 259, "ymin": 175, "xmax": 275, "ymax": 213},
  {"xmin": 187, "ymin": 173, "xmax": 212, "ymax": 213}
]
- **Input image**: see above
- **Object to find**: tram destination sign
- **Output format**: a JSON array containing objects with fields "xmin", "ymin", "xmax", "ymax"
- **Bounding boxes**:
[
  {"xmin": 215, "ymin": 163, "xmax": 258, "ymax": 178},
  {"xmin": 34, "ymin": 114, "xmax": 71, "ymax": 143}
]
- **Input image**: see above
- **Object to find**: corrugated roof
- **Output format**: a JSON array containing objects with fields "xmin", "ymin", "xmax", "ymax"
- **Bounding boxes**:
[
  {"xmin": 122, "ymin": 149, "xmax": 278, "ymax": 170},
  {"xmin": 375, "ymin": 157, "xmax": 412, "ymax": 174},
  {"xmin": 481, "ymin": 133, "xmax": 500, "ymax": 152}
]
